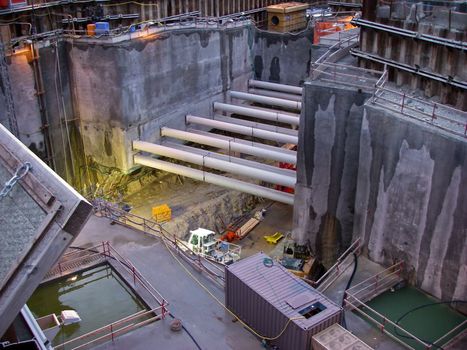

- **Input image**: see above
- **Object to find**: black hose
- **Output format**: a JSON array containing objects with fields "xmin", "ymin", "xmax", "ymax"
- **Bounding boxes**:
[
  {"xmin": 341, "ymin": 253, "xmax": 358, "ymax": 329},
  {"xmin": 393, "ymin": 300, "xmax": 467, "ymax": 350},
  {"xmin": 168, "ymin": 313, "xmax": 203, "ymax": 350}
]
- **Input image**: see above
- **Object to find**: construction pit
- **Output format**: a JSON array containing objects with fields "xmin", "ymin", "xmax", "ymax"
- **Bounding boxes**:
[{"xmin": 1, "ymin": 1, "xmax": 466, "ymax": 350}]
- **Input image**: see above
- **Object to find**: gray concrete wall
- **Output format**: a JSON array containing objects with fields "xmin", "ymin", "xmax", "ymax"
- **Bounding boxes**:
[
  {"xmin": 294, "ymin": 80, "xmax": 466, "ymax": 307},
  {"xmin": 39, "ymin": 42, "xmax": 79, "ymax": 186},
  {"xmin": 5, "ymin": 52, "xmax": 45, "ymax": 158},
  {"xmin": 293, "ymin": 81, "xmax": 369, "ymax": 266},
  {"xmin": 68, "ymin": 25, "xmax": 253, "ymax": 172},
  {"xmin": 252, "ymin": 28, "xmax": 313, "ymax": 86},
  {"xmin": 354, "ymin": 104, "xmax": 467, "ymax": 306}
]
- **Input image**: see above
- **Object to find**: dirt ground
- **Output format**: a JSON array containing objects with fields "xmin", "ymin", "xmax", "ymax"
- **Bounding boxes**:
[
  {"xmin": 122, "ymin": 173, "xmax": 294, "ymax": 257},
  {"xmin": 236, "ymin": 201, "xmax": 293, "ymax": 258}
]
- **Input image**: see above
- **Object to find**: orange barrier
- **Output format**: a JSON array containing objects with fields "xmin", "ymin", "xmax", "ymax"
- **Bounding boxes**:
[{"xmin": 314, "ymin": 16, "xmax": 356, "ymax": 44}]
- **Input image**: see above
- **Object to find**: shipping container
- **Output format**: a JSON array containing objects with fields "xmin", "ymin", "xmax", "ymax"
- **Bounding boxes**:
[{"xmin": 225, "ymin": 252, "xmax": 343, "ymax": 350}]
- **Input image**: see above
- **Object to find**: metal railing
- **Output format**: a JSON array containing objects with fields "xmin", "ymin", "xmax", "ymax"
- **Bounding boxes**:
[
  {"xmin": 48, "ymin": 242, "xmax": 169, "ymax": 350},
  {"xmin": 314, "ymin": 238, "xmax": 361, "ymax": 292},
  {"xmin": 54, "ymin": 307, "xmax": 165, "ymax": 350},
  {"xmin": 345, "ymin": 261, "xmax": 404, "ymax": 305},
  {"xmin": 345, "ymin": 297, "xmax": 431, "ymax": 350},
  {"xmin": 311, "ymin": 56, "xmax": 467, "ymax": 138},
  {"xmin": 372, "ymin": 68, "xmax": 467, "ymax": 138},
  {"xmin": 93, "ymin": 200, "xmax": 226, "ymax": 287},
  {"xmin": 311, "ymin": 61, "xmax": 382, "ymax": 89},
  {"xmin": 344, "ymin": 261, "xmax": 466, "ymax": 350},
  {"xmin": 341, "ymin": 262, "xmax": 434, "ymax": 350}
]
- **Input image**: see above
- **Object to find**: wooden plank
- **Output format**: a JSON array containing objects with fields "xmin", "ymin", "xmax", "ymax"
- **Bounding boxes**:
[{"xmin": 237, "ymin": 218, "xmax": 260, "ymax": 239}]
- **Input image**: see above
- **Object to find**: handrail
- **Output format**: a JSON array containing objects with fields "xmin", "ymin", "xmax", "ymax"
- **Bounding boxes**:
[
  {"xmin": 345, "ymin": 297, "xmax": 428, "ymax": 350},
  {"xmin": 346, "ymin": 261, "xmax": 403, "ymax": 293},
  {"xmin": 315, "ymin": 238, "xmax": 361, "ymax": 287},
  {"xmin": 54, "ymin": 307, "xmax": 163, "ymax": 350},
  {"xmin": 93, "ymin": 202, "xmax": 226, "ymax": 285},
  {"xmin": 347, "ymin": 268, "xmax": 403, "ymax": 298},
  {"xmin": 106, "ymin": 243, "xmax": 167, "ymax": 304},
  {"xmin": 371, "ymin": 68, "xmax": 467, "ymax": 137},
  {"xmin": 49, "ymin": 241, "xmax": 170, "ymax": 350},
  {"xmin": 432, "ymin": 320, "xmax": 467, "ymax": 346}
]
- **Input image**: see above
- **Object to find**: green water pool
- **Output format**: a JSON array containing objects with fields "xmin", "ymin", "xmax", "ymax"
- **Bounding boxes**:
[
  {"xmin": 358, "ymin": 286, "xmax": 466, "ymax": 349},
  {"xmin": 28, "ymin": 264, "xmax": 148, "ymax": 346}
]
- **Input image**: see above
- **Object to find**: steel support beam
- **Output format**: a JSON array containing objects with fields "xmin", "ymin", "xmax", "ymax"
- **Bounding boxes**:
[
  {"xmin": 134, "ymin": 155, "xmax": 294, "ymax": 205},
  {"xmin": 163, "ymin": 142, "xmax": 296, "ymax": 177},
  {"xmin": 133, "ymin": 141, "xmax": 295, "ymax": 187},
  {"xmin": 248, "ymin": 88, "xmax": 303, "ymax": 102},
  {"xmin": 229, "ymin": 91, "xmax": 302, "ymax": 111},
  {"xmin": 161, "ymin": 127, "xmax": 296, "ymax": 164},
  {"xmin": 186, "ymin": 115, "xmax": 298, "ymax": 144},
  {"xmin": 187, "ymin": 129, "xmax": 297, "ymax": 156},
  {"xmin": 248, "ymin": 79, "xmax": 303, "ymax": 95},
  {"xmin": 352, "ymin": 18, "xmax": 467, "ymax": 50},
  {"xmin": 351, "ymin": 48, "xmax": 467, "ymax": 89},
  {"xmin": 213, "ymin": 115, "xmax": 298, "ymax": 136},
  {"xmin": 213, "ymin": 102, "xmax": 300, "ymax": 126}
]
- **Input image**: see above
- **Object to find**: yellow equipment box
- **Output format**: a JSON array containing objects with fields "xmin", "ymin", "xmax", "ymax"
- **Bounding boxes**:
[
  {"xmin": 152, "ymin": 204, "xmax": 171, "ymax": 222},
  {"xmin": 264, "ymin": 232, "xmax": 284, "ymax": 244},
  {"xmin": 266, "ymin": 2, "xmax": 309, "ymax": 33}
]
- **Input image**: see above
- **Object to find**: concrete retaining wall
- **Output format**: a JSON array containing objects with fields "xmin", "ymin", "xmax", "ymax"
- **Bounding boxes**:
[
  {"xmin": 354, "ymin": 104, "xmax": 467, "ymax": 305},
  {"xmin": 294, "ymin": 80, "xmax": 466, "ymax": 305},
  {"xmin": 1, "ymin": 23, "xmax": 316, "ymax": 186},
  {"xmin": 68, "ymin": 25, "xmax": 254, "ymax": 172},
  {"xmin": 293, "ymin": 81, "xmax": 369, "ymax": 266},
  {"xmin": 252, "ymin": 28, "xmax": 313, "ymax": 86}
]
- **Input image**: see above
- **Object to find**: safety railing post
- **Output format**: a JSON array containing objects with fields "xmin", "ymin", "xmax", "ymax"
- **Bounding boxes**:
[
  {"xmin": 161, "ymin": 301, "xmax": 167, "ymax": 320},
  {"xmin": 110, "ymin": 324, "xmax": 114, "ymax": 342},
  {"xmin": 132, "ymin": 266, "xmax": 136, "ymax": 286},
  {"xmin": 375, "ymin": 274, "xmax": 379, "ymax": 294},
  {"xmin": 431, "ymin": 104, "xmax": 437, "ymax": 122},
  {"xmin": 401, "ymin": 93, "xmax": 405, "ymax": 113}
]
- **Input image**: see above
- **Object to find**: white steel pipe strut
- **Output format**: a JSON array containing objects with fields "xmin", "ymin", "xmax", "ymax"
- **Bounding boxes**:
[
  {"xmin": 248, "ymin": 88, "xmax": 303, "ymax": 102},
  {"xmin": 164, "ymin": 142, "xmax": 296, "ymax": 177},
  {"xmin": 134, "ymin": 155, "xmax": 294, "ymax": 205},
  {"xmin": 186, "ymin": 115, "xmax": 298, "ymax": 145},
  {"xmin": 213, "ymin": 115, "xmax": 297, "ymax": 136},
  {"xmin": 229, "ymin": 91, "xmax": 302, "ymax": 111},
  {"xmin": 248, "ymin": 79, "xmax": 303, "ymax": 95},
  {"xmin": 133, "ymin": 141, "xmax": 296, "ymax": 188},
  {"xmin": 213, "ymin": 102, "xmax": 300, "ymax": 126},
  {"xmin": 161, "ymin": 127, "xmax": 297, "ymax": 164}
]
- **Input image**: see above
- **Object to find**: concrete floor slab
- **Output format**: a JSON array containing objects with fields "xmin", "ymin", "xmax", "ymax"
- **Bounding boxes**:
[
  {"xmin": 321, "ymin": 256, "xmax": 405, "ymax": 350},
  {"xmin": 73, "ymin": 216, "xmax": 263, "ymax": 350}
]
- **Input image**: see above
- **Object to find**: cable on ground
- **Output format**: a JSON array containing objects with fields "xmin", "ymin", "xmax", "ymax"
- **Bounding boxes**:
[
  {"xmin": 341, "ymin": 252, "xmax": 358, "ymax": 329},
  {"xmin": 393, "ymin": 300, "xmax": 467, "ymax": 350},
  {"xmin": 162, "ymin": 239, "xmax": 305, "ymax": 342}
]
